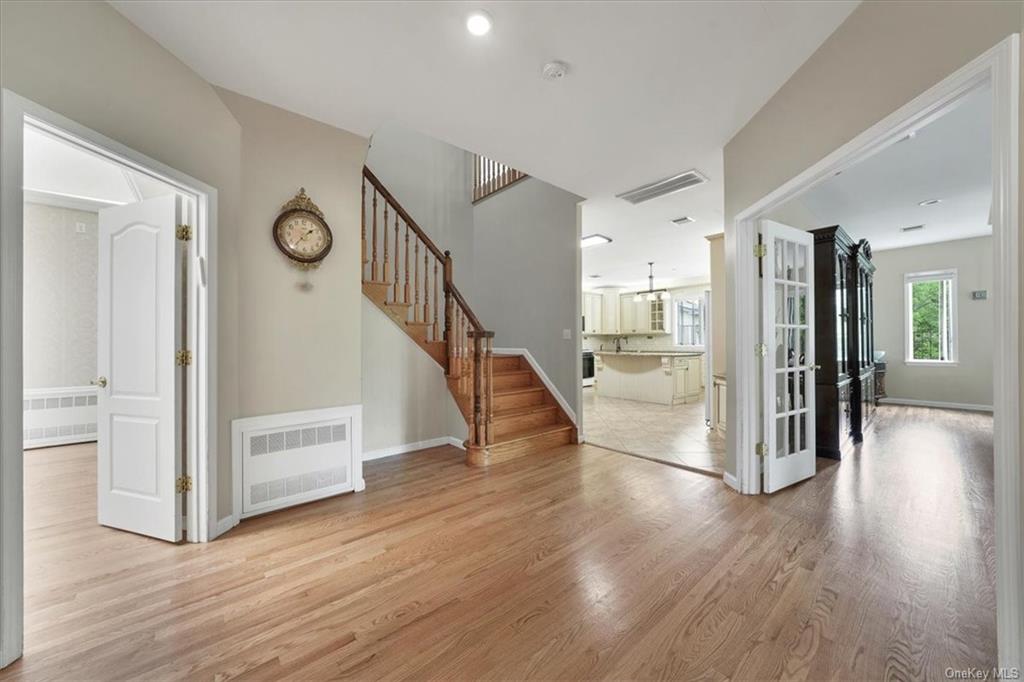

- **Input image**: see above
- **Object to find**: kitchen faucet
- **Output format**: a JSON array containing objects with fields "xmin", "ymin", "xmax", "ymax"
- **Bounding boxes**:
[{"xmin": 615, "ymin": 336, "xmax": 626, "ymax": 353}]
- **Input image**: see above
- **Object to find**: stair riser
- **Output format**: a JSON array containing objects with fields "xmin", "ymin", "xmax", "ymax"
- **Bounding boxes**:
[
  {"xmin": 493, "ymin": 390, "xmax": 545, "ymax": 411},
  {"xmin": 492, "ymin": 410, "xmax": 558, "ymax": 438},
  {"xmin": 491, "ymin": 356, "xmax": 523, "ymax": 373},
  {"xmin": 492, "ymin": 373, "xmax": 533, "ymax": 390},
  {"xmin": 467, "ymin": 427, "xmax": 574, "ymax": 466}
]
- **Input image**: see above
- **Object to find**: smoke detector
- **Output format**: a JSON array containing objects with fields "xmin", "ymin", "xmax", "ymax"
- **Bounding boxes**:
[{"xmin": 542, "ymin": 61, "xmax": 569, "ymax": 80}]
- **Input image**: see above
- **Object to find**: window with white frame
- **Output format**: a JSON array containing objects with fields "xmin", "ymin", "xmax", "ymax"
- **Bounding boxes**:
[
  {"xmin": 905, "ymin": 270, "xmax": 957, "ymax": 363},
  {"xmin": 675, "ymin": 298, "xmax": 703, "ymax": 347}
]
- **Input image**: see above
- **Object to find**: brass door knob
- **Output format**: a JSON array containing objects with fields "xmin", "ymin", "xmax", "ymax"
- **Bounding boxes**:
[{"xmin": 91, "ymin": 376, "xmax": 108, "ymax": 388}]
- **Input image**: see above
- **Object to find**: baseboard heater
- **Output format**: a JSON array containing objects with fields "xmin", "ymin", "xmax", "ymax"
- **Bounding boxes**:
[
  {"xmin": 23, "ymin": 386, "xmax": 98, "ymax": 449},
  {"xmin": 232, "ymin": 405, "xmax": 364, "ymax": 518}
]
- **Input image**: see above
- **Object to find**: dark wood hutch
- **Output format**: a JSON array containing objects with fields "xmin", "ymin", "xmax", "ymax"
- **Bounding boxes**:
[{"xmin": 810, "ymin": 226, "xmax": 876, "ymax": 459}]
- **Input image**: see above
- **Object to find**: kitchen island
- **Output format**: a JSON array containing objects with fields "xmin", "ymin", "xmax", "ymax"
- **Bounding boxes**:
[{"xmin": 593, "ymin": 351, "xmax": 705, "ymax": 405}]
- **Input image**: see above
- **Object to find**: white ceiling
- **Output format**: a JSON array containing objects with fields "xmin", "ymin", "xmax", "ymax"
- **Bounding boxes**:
[
  {"xmin": 772, "ymin": 83, "xmax": 992, "ymax": 251},
  {"xmin": 24, "ymin": 126, "xmax": 174, "ymax": 210},
  {"xmin": 110, "ymin": 0, "xmax": 859, "ymax": 286}
]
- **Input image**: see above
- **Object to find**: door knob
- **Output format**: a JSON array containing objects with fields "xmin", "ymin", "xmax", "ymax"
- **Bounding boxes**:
[
  {"xmin": 810, "ymin": 365, "xmax": 821, "ymax": 371},
  {"xmin": 91, "ymin": 376, "xmax": 107, "ymax": 388}
]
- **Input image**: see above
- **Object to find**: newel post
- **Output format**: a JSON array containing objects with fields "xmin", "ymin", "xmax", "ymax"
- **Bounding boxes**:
[{"xmin": 471, "ymin": 331, "xmax": 484, "ymax": 448}]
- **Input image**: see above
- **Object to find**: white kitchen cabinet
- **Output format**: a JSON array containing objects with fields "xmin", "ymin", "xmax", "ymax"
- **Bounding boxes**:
[
  {"xmin": 583, "ymin": 292, "xmax": 603, "ymax": 334},
  {"xmin": 600, "ymin": 290, "xmax": 620, "ymax": 334},
  {"xmin": 618, "ymin": 294, "xmax": 669, "ymax": 334},
  {"xmin": 671, "ymin": 355, "xmax": 703, "ymax": 404}
]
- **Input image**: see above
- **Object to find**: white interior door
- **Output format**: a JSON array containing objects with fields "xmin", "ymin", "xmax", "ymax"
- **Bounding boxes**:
[
  {"xmin": 761, "ymin": 220, "xmax": 816, "ymax": 493},
  {"xmin": 97, "ymin": 194, "xmax": 181, "ymax": 541}
]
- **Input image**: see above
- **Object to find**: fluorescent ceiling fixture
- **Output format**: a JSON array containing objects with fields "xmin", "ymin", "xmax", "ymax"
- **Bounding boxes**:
[
  {"xmin": 918, "ymin": 198, "xmax": 942, "ymax": 206},
  {"xmin": 581, "ymin": 234, "xmax": 612, "ymax": 248},
  {"xmin": 466, "ymin": 10, "xmax": 493, "ymax": 36}
]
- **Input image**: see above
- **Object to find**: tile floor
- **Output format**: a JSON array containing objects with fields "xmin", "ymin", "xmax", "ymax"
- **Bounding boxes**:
[{"xmin": 581, "ymin": 387, "xmax": 725, "ymax": 474}]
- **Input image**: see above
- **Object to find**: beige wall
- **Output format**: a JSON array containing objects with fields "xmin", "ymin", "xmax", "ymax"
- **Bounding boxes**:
[
  {"xmin": 722, "ymin": 0, "xmax": 1023, "ymax": 476},
  {"xmin": 22, "ymin": 203, "xmax": 97, "ymax": 389},
  {"xmin": 216, "ymin": 88, "xmax": 367, "ymax": 418},
  {"xmin": 873, "ymin": 237, "xmax": 993, "ymax": 407},
  {"xmin": 1, "ymin": 0, "xmax": 242, "ymax": 519}
]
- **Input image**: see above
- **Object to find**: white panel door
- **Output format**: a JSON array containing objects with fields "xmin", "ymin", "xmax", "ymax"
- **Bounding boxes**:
[
  {"xmin": 761, "ymin": 221, "xmax": 816, "ymax": 493},
  {"xmin": 97, "ymin": 195, "xmax": 181, "ymax": 541}
]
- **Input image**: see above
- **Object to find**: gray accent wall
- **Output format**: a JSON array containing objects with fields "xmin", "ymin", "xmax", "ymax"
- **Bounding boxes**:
[{"xmin": 472, "ymin": 178, "xmax": 584, "ymax": 417}]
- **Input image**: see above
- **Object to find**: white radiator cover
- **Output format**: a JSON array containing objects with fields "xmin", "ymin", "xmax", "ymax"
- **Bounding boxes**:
[
  {"xmin": 23, "ymin": 386, "xmax": 98, "ymax": 449},
  {"xmin": 232, "ymin": 405, "xmax": 364, "ymax": 518}
]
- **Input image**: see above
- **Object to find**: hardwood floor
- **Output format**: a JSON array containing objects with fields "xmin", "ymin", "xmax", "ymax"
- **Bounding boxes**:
[{"xmin": 3, "ymin": 405, "xmax": 994, "ymax": 680}]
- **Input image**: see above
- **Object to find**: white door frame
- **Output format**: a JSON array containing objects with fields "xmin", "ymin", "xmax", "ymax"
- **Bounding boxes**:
[
  {"xmin": 726, "ymin": 35, "xmax": 1020, "ymax": 666},
  {"xmin": 1, "ymin": 90, "xmax": 219, "ymax": 666}
]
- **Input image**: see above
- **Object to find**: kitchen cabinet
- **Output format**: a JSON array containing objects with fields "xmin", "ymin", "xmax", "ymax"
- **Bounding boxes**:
[
  {"xmin": 671, "ymin": 355, "xmax": 702, "ymax": 404},
  {"xmin": 618, "ymin": 294, "xmax": 669, "ymax": 334},
  {"xmin": 596, "ymin": 352, "xmax": 704, "ymax": 405},
  {"xmin": 582, "ymin": 292, "xmax": 603, "ymax": 334},
  {"xmin": 601, "ymin": 290, "xmax": 620, "ymax": 334}
]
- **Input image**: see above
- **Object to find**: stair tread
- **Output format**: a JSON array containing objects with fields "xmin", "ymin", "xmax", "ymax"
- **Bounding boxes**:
[
  {"xmin": 492, "ymin": 404, "xmax": 558, "ymax": 420},
  {"xmin": 492, "ymin": 423, "xmax": 573, "ymax": 445},
  {"xmin": 493, "ymin": 385, "xmax": 546, "ymax": 396},
  {"xmin": 386, "ymin": 301, "xmax": 413, "ymax": 307},
  {"xmin": 406, "ymin": 320, "xmax": 432, "ymax": 327},
  {"xmin": 363, "ymin": 279, "xmax": 391, "ymax": 286}
]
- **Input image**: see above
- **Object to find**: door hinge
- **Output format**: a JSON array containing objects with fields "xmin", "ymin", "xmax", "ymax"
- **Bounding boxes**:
[
  {"xmin": 753, "ymin": 243, "xmax": 767, "ymax": 258},
  {"xmin": 176, "ymin": 475, "xmax": 193, "ymax": 494},
  {"xmin": 755, "ymin": 442, "xmax": 768, "ymax": 457},
  {"xmin": 176, "ymin": 224, "xmax": 193, "ymax": 241},
  {"xmin": 755, "ymin": 343, "xmax": 767, "ymax": 357},
  {"xmin": 176, "ymin": 349, "xmax": 192, "ymax": 366}
]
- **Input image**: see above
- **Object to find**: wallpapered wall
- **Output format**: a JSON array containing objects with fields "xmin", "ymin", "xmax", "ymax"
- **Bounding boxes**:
[{"xmin": 23, "ymin": 202, "xmax": 98, "ymax": 389}]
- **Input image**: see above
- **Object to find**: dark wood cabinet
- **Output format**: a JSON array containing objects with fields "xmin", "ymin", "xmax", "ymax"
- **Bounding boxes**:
[{"xmin": 810, "ymin": 226, "xmax": 875, "ymax": 459}]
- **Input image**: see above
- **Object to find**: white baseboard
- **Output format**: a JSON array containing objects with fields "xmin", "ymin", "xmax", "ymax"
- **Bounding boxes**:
[
  {"xmin": 363, "ymin": 436, "xmax": 465, "ymax": 461},
  {"xmin": 878, "ymin": 397, "xmax": 993, "ymax": 412},
  {"xmin": 493, "ymin": 347, "xmax": 577, "ymax": 425},
  {"xmin": 212, "ymin": 514, "xmax": 239, "ymax": 540},
  {"xmin": 723, "ymin": 471, "xmax": 739, "ymax": 492}
]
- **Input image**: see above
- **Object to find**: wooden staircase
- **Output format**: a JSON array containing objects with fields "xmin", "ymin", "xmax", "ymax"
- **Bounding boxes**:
[{"xmin": 361, "ymin": 166, "xmax": 576, "ymax": 466}]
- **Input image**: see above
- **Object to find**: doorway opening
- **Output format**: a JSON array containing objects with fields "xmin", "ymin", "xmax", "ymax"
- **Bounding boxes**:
[{"xmin": 1, "ymin": 91, "xmax": 218, "ymax": 667}]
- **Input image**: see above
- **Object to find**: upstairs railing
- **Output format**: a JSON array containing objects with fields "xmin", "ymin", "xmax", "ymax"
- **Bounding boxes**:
[
  {"xmin": 473, "ymin": 154, "xmax": 527, "ymax": 203},
  {"xmin": 362, "ymin": 166, "xmax": 494, "ymax": 449}
]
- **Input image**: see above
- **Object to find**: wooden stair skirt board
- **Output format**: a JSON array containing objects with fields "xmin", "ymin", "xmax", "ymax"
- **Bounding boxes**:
[{"xmin": 361, "ymin": 165, "xmax": 575, "ymax": 467}]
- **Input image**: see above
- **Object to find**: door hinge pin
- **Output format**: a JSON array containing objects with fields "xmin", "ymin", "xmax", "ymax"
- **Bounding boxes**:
[
  {"xmin": 755, "ymin": 343, "xmax": 767, "ymax": 357},
  {"xmin": 176, "ymin": 224, "xmax": 193, "ymax": 241},
  {"xmin": 176, "ymin": 475, "xmax": 193, "ymax": 494},
  {"xmin": 753, "ymin": 243, "xmax": 767, "ymax": 258},
  {"xmin": 755, "ymin": 442, "xmax": 768, "ymax": 457},
  {"xmin": 176, "ymin": 349, "xmax": 192, "ymax": 366}
]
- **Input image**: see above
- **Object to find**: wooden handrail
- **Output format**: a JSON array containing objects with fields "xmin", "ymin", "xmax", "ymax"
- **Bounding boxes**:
[{"xmin": 363, "ymin": 166, "xmax": 447, "ymax": 262}]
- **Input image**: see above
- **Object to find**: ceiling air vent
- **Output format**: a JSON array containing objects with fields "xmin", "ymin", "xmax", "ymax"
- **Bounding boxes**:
[
  {"xmin": 616, "ymin": 170, "xmax": 708, "ymax": 204},
  {"xmin": 671, "ymin": 216, "xmax": 695, "ymax": 225},
  {"xmin": 901, "ymin": 224, "xmax": 925, "ymax": 232}
]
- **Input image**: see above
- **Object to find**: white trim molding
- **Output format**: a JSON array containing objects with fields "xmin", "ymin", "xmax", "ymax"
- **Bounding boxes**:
[
  {"xmin": 363, "ymin": 436, "xmax": 464, "ymax": 462},
  {"xmin": 727, "ymin": 35, "xmax": 1020, "ymax": 669},
  {"xmin": 493, "ymin": 347, "xmax": 577, "ymax": 425},
  {"xmin": 878, "ymin": 397, "xmax": 993, "ymax": 412},
  {"xmin": 904, "ymin": 268, "xmax": 958, "ymax": 364}
]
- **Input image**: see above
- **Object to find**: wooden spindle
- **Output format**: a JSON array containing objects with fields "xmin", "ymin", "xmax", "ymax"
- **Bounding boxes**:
[
  {"xmin": 423, "ymin": 250, "xmax": 430, "ymax": 328},
  {"xmin": 393, "ymin": 213, "xmax": 400, "ymax": 302},
  {"xmin": 371, "ymin": 188, "xmax": 379, "ymax": 281},
  {"xmin": 404, "ymin": 221, "xmax": 411, "ymax": 304},
  {"xmin": 414, "ymin": 238, "xmax": 420, "ymax": 321},
  {"xmin": 444, "ymin": 252, "xmax": 454, "ymax": 375},
  {"xmin": 361, "ymin": 178, "xmax": 367, "ymax": 266},
  {"xmin": 432, "ymin": 259, "xmax": 440, "ymax": 341},
  {"xmin": 472, "ymin": 332, "xmax": 483, "ymax": 447},
  {"xmin": 382, "ymin": 200, "xmax": 390, "ymax": 285}
]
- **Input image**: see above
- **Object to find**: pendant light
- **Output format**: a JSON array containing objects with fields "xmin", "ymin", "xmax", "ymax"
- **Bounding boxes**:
[{"xmin": 635, "ymin": 262, "xmax": 667, "ymax": 302}]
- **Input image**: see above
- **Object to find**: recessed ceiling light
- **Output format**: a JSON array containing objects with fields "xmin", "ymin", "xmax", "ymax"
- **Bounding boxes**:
[
  {"xmin": 901, "ymin": 224, "xmax": 925, "ymax": 232},
  {"xmin": 671, "ymin": 216, "xmax": 695, "ymax": 225},
  {"xmin": 581, "ymin": 234, "xmax": 612, "ymax": 248},
  {"xmin": 466, "ymin": 10, "xmax": 493, "ymax": 36},
  {"xmin": 919, "ymin": 198, "xmax": 942, "ymax": 206}
]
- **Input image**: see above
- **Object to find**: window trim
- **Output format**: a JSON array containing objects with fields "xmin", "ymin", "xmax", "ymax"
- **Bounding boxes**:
[
  {"xmin": 904, "ymin": 269, "xmax": 958, "ymax": 366},
  {"xmin": 674, "ymin": 297, "xmax": 705, "ymax": 349}
]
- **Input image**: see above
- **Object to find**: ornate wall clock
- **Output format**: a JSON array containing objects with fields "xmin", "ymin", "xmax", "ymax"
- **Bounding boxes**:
[{"xmin": 273, "ymin": 188, "xmax": 333, "ymax": 268}]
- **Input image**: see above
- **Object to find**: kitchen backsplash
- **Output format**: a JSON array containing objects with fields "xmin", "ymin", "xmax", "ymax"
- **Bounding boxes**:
[{"xmin": 584, "ymin": 334, "xmax": 704, "ymax": 353}]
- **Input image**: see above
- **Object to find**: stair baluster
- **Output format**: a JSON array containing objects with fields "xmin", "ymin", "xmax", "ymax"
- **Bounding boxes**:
[
  {"xmin": 433, "ymin": 259, "xmax": 440, "ymax": 341},
  {"xmin": 394, "ymin": 213, "xmax": 400, "ymax": 304},
  {"xmin": 371, "ymin": 187, "xmax": 379, "ymax": 282},
  {"xmin": 382, "ymin": 201, "xmax": 390, "ymax": 284},
  {"xmin": 361, "ymin": 177, "xmax": 367, "ymax": 265},
  {"xmin": 413, "ymin": 238, "xmax": 420, "ymax": 322}
]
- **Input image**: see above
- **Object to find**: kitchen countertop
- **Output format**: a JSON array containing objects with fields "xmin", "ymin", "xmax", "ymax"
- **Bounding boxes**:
[{"xmin": 593, "ymin": 350, "xmax": 704, "ymax": 358}]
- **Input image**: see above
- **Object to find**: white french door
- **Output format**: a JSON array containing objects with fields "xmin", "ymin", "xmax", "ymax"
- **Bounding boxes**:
[
  {"xmin": 761, "ymin": 220, "xmax": 816, "ymax": 493},
  {"xmin": 97, "ymin": 194, "xmax": 182, "ymax": 542}
]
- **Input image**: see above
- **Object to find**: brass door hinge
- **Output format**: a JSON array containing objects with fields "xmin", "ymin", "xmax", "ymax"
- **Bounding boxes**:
[
  {"xmin": 176, "ymin": 224, "xmax": 193, "ymax": 241},
  {"xmin": 755, "ymin": 343, "xmax": 767, "ymax": 357},
  {"xmin": 176, "ymin": 475, "xmax": 193, "ymax": 494},
  {"xmin": 176, "ymin": 349, "xmax": 192, "ymax": 366},
  {"xmin": 753, "ymin": 243, "xmax": 767, "ymax": 258},
  {"xmin": 755, "ymin": 442, "xmax": 768, "ymax": 457}
]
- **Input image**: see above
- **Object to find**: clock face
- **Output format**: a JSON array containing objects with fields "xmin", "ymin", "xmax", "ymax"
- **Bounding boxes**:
[{"xmin": 273, "ymin": 209, "xmax": 332, "ymax": 264}]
